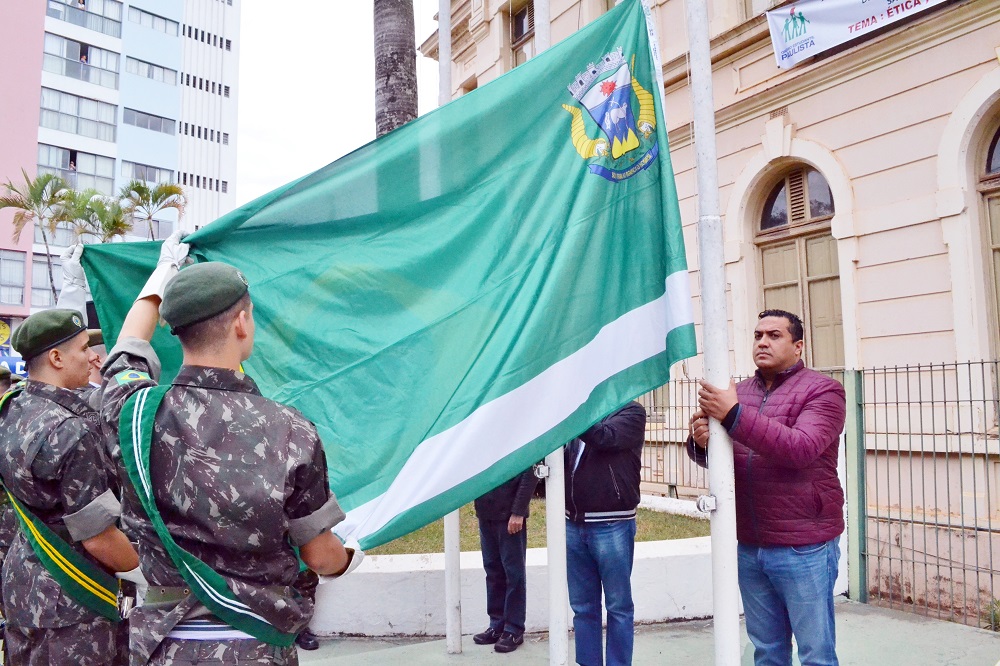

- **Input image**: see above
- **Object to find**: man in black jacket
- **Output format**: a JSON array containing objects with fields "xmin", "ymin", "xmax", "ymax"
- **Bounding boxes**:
[
  {"xmin": 565, "ymin": 401, "xmax": 646, "ymax": 666},
  {"xmin": 472, "ymin": 467, "xmax": 538, "ymax": 653}
]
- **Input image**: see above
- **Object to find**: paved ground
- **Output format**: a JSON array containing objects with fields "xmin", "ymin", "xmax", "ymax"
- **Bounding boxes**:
[{"xmin": 298, "ymin": 599, "xmax": 1000, "ymax": 665}]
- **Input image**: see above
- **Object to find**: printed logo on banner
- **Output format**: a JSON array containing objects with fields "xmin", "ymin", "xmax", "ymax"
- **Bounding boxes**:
[
  {"xmin": 561, "ymin": 47, "xmax": 659, "ymax": 183},
  {"xmin": 778, "ymin": 6, "xmax": 816, "ymax": 63}
]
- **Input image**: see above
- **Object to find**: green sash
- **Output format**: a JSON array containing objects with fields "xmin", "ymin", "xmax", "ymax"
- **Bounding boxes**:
[
  {"xmin": 0, "ymin": 389, "xmax": 120, "ymax": 621},
  {"xmin": 119, "ymin": 385, "xmax": 296, "ymax": 647}
]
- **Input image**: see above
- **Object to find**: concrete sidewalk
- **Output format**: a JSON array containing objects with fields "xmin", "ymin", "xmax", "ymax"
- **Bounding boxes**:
[{"xmin": 299, "ymin": 599, "xmax": 1000, "ymax": 665}]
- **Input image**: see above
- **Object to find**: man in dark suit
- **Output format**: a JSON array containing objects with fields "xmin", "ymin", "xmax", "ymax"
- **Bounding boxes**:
[{"xmin": 472, "ymin": 468, "xmax": 538, "ymax": 654}]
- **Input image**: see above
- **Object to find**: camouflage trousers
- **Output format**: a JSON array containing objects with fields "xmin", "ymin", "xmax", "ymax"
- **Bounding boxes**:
[
  {"xmin": 5, "ymin": 616, "xmax": 118, "ymax": 665},
  {"xmin": 147, "ymin": 638, "xmax": 297, "ymax": 665}
]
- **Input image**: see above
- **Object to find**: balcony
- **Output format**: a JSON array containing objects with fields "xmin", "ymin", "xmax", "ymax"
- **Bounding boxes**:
[
  {"xmin": 42, "ymin": 53, "xmax": 118, "ymax": 89},
  {"xmin": 46, "ymin": 1, "xmax": 122, "ymax": 39}
]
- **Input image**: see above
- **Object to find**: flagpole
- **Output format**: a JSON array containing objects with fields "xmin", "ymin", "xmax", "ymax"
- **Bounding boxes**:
[
  {"xmin": 683, "ymin": 0, "xmax": 741, "ymax": 662},
  {"xmin": 438, "ymin": 0, "xmax": 463, "ymax": 656},
  {"xmin": 533, "ymin": 7, "xmax": 570, "ymax": 666}
]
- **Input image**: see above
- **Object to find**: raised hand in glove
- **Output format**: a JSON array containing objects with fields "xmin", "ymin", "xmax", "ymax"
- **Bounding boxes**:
[
  {"xmin": 56, "ymin": 244, "xmax": 90, "ymax": 321},
  {"xmin": 137, "ymin": 231, "xmax": 190, "ymax": 302}
]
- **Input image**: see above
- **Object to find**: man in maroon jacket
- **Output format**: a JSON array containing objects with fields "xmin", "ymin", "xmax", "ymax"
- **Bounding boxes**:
[{"xmin": 689, "ymin": 309, "xmax": 846, "ymax": 666}]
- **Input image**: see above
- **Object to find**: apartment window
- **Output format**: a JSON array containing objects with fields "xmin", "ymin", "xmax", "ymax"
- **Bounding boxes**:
[
  {"xmin": 128, "ymin": 7, "xmax": 179, "ymax": 36},
  {"xmin": 127, "ymin": 218, "xmax": 174, "ymax": 242},
  {"xmin": 757, "ymin": 167, "xmax": 841, "ymax": 371},
  {"xmin": 223, "ymin": 85, "xmax": 230, "ymax": 97},
  {"xmin": 31, "ymin": 258, "xmax": 63, "ymax": 308},
  {"xmin": 121, "ymin": 160, "xmax": 173, "ymax": 184},
  {"xmin": 125, "ymin": 57, "xmax": 177, "ymax": 85},
  {"xmin": 221, "ymin": 180, "xmax": 228, "ymax": 193},
  {"xmin": 209, "ymin": 129, "xmax": 215, "ymax": 141},
  {"xmin": 197, "ymin": 126, "xmax": 202, "ymax": 139},
  {"xmin": 181, "ymin": 173, "xmax": 187, "ymax": 185},
  {"xmin": 38, "ymin": 143, "xmax": 114, "ymax": 194},
  {"xmin": 211, "ymin": 82, "xmax": 216, "ymax": 94},
  {"xmin": 123, "ymin": 108, "xmax": 176, "ymax": 135},
  {"xmin": 222, "ymin": 132, "xmax": 229, "ymax": 145},
  {"xmin": 196, "ymin": 176, "xmax": 200, "ymax": 188},
  {"xmin": 225, "ymin": 39, "xmax": 231, "ymax": 51},
  {"xmin": 42, "ymin": 33, "xmax": 120, "ymax": 89},
  {"xmin": 46, "ymin": 0, "xmax": 123, "ymax": 38},
  {"xmin": 0, "ymin": 251, "xmax": 26, "ymax": 306},
  {"xmin": 40, "ymin": 87, "xmax": 117, "ymax": 142}
]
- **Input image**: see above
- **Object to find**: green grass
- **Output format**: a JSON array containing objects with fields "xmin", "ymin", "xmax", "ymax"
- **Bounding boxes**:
[{"xmin": 368, "ymin": 498, "xmax": 710, "ymax": 556}]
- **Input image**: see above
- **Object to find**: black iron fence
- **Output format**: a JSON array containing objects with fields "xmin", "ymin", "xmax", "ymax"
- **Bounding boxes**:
[{"xmin": 861, "ymin": 362, "xmax": 1000, "ymax": 629}]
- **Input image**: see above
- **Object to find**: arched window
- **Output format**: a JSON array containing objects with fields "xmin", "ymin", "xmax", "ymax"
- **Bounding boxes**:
[
  {"xmin": 980, "ymin": 124, "xmax": 1000, "ymax": 352},
  {"xmin": 756, "ymin": 167, "xmax": 843, "ymax": 371}
]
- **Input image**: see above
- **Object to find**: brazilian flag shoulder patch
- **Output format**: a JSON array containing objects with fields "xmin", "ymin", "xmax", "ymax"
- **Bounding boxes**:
[{"xmin": 114, "ymin": 370, "xmax": 151, "ymax": 386}]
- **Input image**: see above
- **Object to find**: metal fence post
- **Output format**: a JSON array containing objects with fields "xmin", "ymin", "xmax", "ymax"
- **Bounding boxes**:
[{"xmin": 844, "ymin": 369, "xmax": 868, "ymax": 603}]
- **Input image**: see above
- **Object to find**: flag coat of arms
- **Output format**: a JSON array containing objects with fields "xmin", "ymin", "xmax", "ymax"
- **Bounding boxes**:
[{"xmin": 83, "ymin": 0, "xmax": 696, "ymax": 549}]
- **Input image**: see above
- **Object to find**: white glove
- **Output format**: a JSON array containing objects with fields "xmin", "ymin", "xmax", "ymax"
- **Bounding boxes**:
[
  {"xmin": 56, "ymin": 245, "xmax": 90, "ymax": 321},
  {"xmin": 136, "ymin": 231, "xmax": 190, "ymax": 302},
  {"xmin": 116, "ymin": 565, "xmax": 149, "ymax": 606},
  {"xmin": 318, "ymin": 538, "xmax": 365, "ymax": 584},
  {"xmin": 60, "ymin": 244, "xmax": 88, "ymax": 289}
]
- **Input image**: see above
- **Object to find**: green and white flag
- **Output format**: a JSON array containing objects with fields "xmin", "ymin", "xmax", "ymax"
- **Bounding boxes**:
[{"xmin": 83, "ymin": 0, "xmax": 695, "ymax": 549}]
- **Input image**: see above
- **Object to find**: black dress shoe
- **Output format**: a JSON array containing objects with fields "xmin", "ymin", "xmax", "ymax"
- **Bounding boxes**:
[
  {"xmin": 494, "ymin": 631, "xmax": 524, "ymax": 653},
  {"xmin": 472, "ymin": 627, "xmax": 503, "ymax": 645},
  {"xmin": 296, "ymin": 629, "xmax": 320, "ymax": 651}
]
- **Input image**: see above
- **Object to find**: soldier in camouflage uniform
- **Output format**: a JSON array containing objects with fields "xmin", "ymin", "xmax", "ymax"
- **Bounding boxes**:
[
  {"xmin": 100, "ymin": 234, "xmax": 360, "ymax": 665},
  {"xmin": 0, "ymin": 309, "xmax": 141, "ymax": 665}
]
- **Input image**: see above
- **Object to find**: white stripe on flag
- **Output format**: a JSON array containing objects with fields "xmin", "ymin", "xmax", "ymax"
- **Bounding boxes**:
[{"xmin": 335, "ymin": 271, "xmax": 693, "ymax": 543}]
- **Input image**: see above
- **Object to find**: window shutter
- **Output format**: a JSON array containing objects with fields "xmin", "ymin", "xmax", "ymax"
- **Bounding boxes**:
[{"xmin": 788, "ymin": 169, "xmax": 807, "ymax": 223}]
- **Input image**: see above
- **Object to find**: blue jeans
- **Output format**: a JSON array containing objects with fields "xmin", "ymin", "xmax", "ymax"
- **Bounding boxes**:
[
  {"xmin": 738, "ymin": 537, "xmax": 840, "ymax": 666},
  {"xmin": 478, "ymin": 518, "xmax": 528, "ymax": 635},
  {"xmin": 566, "ymin": 519, "xmax": 635, "ymax": 666}
]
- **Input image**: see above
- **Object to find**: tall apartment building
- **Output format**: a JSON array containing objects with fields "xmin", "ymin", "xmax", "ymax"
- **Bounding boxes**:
[{"xmin": 0, "ymin": 0, "xmax": 240, "ymax": 363}]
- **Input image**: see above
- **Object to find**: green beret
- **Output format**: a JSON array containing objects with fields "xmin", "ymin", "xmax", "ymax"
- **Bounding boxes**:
[
  {"xmin": 12, "ymin": 309, "xmax": 88, "ymax": 361},
  {"xmin": 161, "ymin": 262, "xmax": 250, "ymax": 333}
]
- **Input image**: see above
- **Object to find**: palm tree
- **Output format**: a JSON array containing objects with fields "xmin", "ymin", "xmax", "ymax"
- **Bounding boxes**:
[
  {"xmin": 374, "ymin": 0, "xmax": 418, "ymax": 137},
  {"xmin": 0, "ymin": 170, "xmax": 72, "ymax": 303},
  {"xmin": 119, "ymin": 179, "xmax": 186, "ymax": 240},
  {"xmin": 65, "ymin": 189, "xmax": 134, "ymax": 243}
]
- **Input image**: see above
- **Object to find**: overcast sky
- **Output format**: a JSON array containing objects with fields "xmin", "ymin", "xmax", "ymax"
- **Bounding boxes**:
[{"xmin": 235, "ymin": 1, "xmax": 441, "ymax": 206}]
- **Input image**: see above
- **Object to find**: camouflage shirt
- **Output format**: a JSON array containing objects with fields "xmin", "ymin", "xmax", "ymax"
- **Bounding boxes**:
[
  {"xmin": 100, "ymin": 338, "xmax": 344, "ymax": 663},
  {"xmin": 0, "ymin": 380, "xmax": 121, "ymax": 629}
]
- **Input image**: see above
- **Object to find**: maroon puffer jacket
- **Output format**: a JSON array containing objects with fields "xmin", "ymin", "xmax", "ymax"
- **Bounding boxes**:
[{"xmin": 728, "ymin": 360, "xmax": 846, "ymax": 547}]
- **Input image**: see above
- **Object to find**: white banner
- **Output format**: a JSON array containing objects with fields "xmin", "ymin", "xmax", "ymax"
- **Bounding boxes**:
[{"xmin": 767, "ymin": 0, "xmax": 949, "ymax": 70}]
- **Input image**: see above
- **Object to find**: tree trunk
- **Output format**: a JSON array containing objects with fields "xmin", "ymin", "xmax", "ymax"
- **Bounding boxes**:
[
  {"xmin": 374, "ymin": 0, "xmax": 418, "ymax": 137},
  {"xmin": 39, "ymin": 226, "xmax": 58, "ymax": 304}
]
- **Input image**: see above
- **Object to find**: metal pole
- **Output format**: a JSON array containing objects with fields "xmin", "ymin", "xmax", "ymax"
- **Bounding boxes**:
[
  {"xmin": 545, "ymin": 450, "xmax": 569, "ymax": 666},
  {"xmin": 438, "ymin": 0, "xmax": 462, "ymax": 656},
  {"xmin": 438, "ymin": 0, "xmax": 452, "ymax": 107},
  {"xmin": 532, "ymin": 9, "xmax": 569, "ymax": 665},
  {"xmin": 684, "ymin": 0, "xmax": 741, "ymax": 662},
  {"xmin": 443, "ymin": 510, "xmax": 462, "ymax": 653}
]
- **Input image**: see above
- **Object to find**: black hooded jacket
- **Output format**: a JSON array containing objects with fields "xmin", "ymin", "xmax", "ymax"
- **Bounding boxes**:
[{"xmin": 564, "ymin": 401, "xmax": 647, "ymax": 522}]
